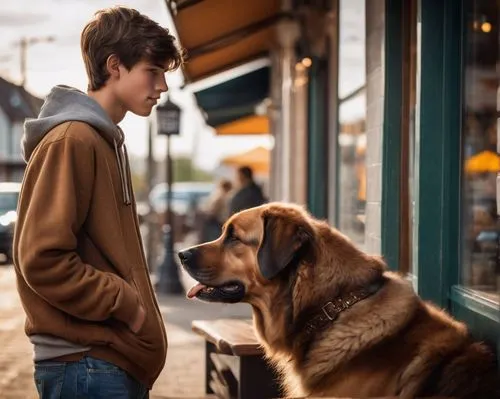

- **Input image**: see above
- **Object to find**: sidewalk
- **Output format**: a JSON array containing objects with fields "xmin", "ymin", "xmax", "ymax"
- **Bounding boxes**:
[
  {"xmin": 0, "ymin": 266, "xmax": 251, "ymax": 399},
  {"xmin": 153, "ymin": 293, "xmax": 250, "ymax": 398},
  {"xmin": 0, "ymin": 267, "xmax": 35, "ymax": 399}
]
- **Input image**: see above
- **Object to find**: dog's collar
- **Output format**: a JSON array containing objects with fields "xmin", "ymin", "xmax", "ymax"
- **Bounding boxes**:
[{"xmin": 302, "ymin": 278, "xmax": 386, "ymax": 337}]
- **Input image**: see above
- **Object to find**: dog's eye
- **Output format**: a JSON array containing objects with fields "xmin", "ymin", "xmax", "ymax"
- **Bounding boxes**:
[
  {"xmin": 225, "ymin": 231, "xmax": 242, "ymax": 245},
  {"xmin": 229, "ymin": 235, "xmax": 241, "ymax": 243},
  {"xmin": 224, "ymin": 224, "xmax": 240, "ymax": 244}
]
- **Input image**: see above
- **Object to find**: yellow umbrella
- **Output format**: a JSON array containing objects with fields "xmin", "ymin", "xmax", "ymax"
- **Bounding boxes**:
[
  {"xmin": 221, "ymin": 146, "xmax": 270, "ymax": 175},
  {"xmin": 465, "ymin": 150, "xmax": 500, "ymax": 174}
]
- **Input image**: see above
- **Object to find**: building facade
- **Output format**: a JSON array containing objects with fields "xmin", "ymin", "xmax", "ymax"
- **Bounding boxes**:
[
  {"xmin": 0, "ymin": 77, "xmax": 42, "ymax": 182},
  {"xmin": 167, "ymin": 0, "xmax": 499, "ymax": 361}
]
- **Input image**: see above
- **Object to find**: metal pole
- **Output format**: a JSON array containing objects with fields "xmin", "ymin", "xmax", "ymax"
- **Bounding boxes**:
[
  {"xmin": 16, "ymin": 36, "xmax": 55, "ymax": 87},
  {"xmin": 20, "ymin": 38, "xmax": 27, "ymax": 87},
  {"xmin": 158, "ymin": 134, "xmax": 184, "ymax": 294},
  {"xmin": 166, "ymin": 135, "xmax": 173, "ymax": 231}
]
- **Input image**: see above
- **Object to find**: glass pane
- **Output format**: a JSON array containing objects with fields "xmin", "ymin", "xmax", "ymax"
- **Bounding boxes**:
[
  {"xmin": 462, "ymin": 0, "xmax": 500, "ymax": 302},
  {"xmin": 338, "ymin": 0, "xmax": 366, "ymax": 247}
]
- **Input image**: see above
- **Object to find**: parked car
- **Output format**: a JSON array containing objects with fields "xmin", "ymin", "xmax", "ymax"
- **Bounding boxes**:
[
  {"xmin": 145, "ymin": 182, "xmax": 214, "ymax": 267},
  {"xmin": 0, "ymin": 182, "xmax": 22, "ymax": 262},
  {"xmin": 147, "ymin": 180, "xmax": 213, "ymax": 240},
  {"xmin": 149, "ymin": 181, "xmax": 214, "ymax": 217}
]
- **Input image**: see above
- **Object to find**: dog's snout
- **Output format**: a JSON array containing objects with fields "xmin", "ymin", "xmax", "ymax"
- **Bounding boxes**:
[{"xmin": 178, "ymin": 249, "xmax": 194, "ymax": 264}]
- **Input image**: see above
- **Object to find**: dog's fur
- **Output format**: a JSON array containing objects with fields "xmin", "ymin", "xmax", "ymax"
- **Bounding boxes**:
[{"xmin": 179, "ymin": 203, "xmax": 499, "ymax": 398}]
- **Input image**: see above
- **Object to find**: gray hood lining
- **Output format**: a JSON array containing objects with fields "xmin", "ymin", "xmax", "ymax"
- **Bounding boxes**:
[{"xmin": 22, "ymin": 85, "xmax": 132, "ymax": 205}]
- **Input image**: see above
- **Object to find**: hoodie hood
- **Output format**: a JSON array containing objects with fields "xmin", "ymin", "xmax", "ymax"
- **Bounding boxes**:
[
  {"xmin": 23, "ymin": 85, "xmax": 124, "ymax": 161},
  {"xmin": 22, "ymin": 85, "xmax": 131, "ymax": 205}
]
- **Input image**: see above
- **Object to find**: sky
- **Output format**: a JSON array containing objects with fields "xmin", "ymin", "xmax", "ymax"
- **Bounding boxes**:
[{"xmin": 0, "ymin": 0, "xmax": 271, "ymax": 170}]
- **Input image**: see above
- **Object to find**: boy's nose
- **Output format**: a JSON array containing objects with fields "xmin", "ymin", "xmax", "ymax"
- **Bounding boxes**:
[{"xmin": 158, "ymin": 77, "xmax": 168, "ymax": 93}]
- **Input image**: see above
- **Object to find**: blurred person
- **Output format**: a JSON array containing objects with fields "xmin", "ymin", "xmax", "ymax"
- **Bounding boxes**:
[
  {"xmin": 201, "ymin": 179, "xmax": 232, "ymax": 242},
  {"xmin": 229, "ymin": 166, "xmax": 266, "ymax": 215},
  {"xmin": 13, "ymin": 7, "xmax": 183, "ymax": 399}
]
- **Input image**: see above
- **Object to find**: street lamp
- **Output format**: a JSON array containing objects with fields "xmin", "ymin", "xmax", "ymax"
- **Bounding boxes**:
[
  {"xmin": 17, "ymin": 36, "xmax": 55, "ymax": 87},
  {"xmin": 156, "ymin": 96, "xmax": 184, "ymax": 295}
]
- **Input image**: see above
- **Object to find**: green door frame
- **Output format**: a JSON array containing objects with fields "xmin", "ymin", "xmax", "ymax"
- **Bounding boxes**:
[
  {"xmin": 307, "ymin": 56, "xmax": 329, "ymax": 219},
  {"xmin": 382, "ymin": 0, "xmax": 464, "ymax": 303},
  {"xmin": 417, "ymin": 0, "xmax": 462, "ymax": 307},
  {"xmin": 417, "ymin": 0, "xmax": 500, "ymax": 355},
  {"xmin": 381, "ymin": 0, "xmax": 499, "ymax": 356},
  {"xmin": 381, "ymin": 0, "xmax": 404, "ymax": 272}
]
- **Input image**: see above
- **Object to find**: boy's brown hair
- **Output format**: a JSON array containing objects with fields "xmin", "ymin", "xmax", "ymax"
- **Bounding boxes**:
[{"xmin": 81, "ymin": 6, "xmax": 184, "ymax": 91}]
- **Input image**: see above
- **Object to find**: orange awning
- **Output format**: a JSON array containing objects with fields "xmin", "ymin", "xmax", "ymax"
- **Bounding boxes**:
[
  {"xmin": 167, "ymin": 0, "xmax": 283, "ymax": 82},
  {"xmin": 215, "ymin": 115, "xmax": 269, "ymax": 135},
  {"xmin": 221, "ymin": 146, "xmax": 270, "ymax": 174}
]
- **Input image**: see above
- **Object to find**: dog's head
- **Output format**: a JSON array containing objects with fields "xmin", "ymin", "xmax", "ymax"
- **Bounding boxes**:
[{"xmin": 178, "ymin": 203, "xmax": 315, "ymax": 303}]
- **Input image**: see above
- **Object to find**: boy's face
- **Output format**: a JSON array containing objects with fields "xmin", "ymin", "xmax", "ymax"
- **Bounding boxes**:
[{"xmin": 115, "ymin": 60, "xmax": 169, "ymax": 117}]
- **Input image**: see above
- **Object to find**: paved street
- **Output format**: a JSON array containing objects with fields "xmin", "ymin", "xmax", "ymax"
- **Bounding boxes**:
[
  {"xmin": 0, "ymin": 266, "xmax": 34, "ymax": 399},
  {"xmin": 0, "ymin": 266, "xmax": 251, "ymax": 398}
]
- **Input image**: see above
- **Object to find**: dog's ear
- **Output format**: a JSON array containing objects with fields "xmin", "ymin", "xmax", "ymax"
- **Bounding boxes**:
[{"xmin": 257, "ymin": 212, "xmax": 311, "ymax": 280}]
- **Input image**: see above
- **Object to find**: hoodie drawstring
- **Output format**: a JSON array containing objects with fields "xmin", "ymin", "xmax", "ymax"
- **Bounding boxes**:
[{"xmin": 113, "ymin": 139, "xmax": 132, "ymax": 205}]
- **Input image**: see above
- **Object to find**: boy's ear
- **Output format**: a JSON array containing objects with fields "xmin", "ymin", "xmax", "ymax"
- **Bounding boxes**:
[{"xmin": 106, "ymin": 54, "xmax": 121, "ymax": 78}]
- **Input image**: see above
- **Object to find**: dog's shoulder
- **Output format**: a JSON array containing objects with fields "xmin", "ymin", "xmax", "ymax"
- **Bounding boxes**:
[
  {"xmin": 417, "ymin": 339, "xmax": 499, "ymax": 397},
  {"xmin": 397, "ymin": 292, "xmax": 498, "ymax": 397}
]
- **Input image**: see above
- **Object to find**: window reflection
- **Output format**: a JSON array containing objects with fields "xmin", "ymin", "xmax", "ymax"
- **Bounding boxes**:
[
  {"xmin": 462, "ymin": 0, "xmax": 499, "ymax": 301},
  {"xmin": 338, "ymin": 0, "xmax": 366, "ymax": 246}
]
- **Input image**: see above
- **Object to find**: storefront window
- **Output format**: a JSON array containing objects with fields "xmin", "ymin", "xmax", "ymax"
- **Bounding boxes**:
[
  {"xmin": 338, "ymin": 0, "xmax": 366, "ymax": 246},
  {"xmin": 462, "ymin": 0, "xmax": 500, "ymax": 301}
]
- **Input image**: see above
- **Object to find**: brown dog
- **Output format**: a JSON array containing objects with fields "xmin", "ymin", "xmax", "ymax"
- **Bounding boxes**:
[{"xmin": 178, "ymin": 203, "xmax": 499, "ymax": 398}]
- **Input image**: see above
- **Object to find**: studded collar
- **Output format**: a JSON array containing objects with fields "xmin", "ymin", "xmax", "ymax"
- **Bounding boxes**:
[{"xmin": 302, "ymin": 278, "xmax": 386, "ymax": 337}]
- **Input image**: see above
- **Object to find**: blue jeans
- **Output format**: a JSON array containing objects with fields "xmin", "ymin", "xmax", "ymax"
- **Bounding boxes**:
[{"xmin": 34, "ymin": 356, "xmax": 149, "ymax": 399}]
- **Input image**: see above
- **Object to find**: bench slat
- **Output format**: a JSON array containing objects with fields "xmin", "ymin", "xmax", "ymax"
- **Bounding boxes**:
[{"xmin": 192, "ymin": 319, "xmax": 262, "ymax": 356}]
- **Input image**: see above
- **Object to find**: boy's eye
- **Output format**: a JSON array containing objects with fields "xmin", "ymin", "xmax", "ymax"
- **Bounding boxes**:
[{"xmin": 149, "ymin": 68, "xmax": 163, "ymax": 75}]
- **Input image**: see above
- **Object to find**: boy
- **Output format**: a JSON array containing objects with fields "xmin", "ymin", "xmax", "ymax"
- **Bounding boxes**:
[{"xmin": 13, "ymin": 6, "xmax": 184, "ymax": 398}]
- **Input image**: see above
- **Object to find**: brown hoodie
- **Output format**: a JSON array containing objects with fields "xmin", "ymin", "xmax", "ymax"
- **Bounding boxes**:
[{"xmin": 13, "ymin": 86, "xmax": 167, "ymax": 388}]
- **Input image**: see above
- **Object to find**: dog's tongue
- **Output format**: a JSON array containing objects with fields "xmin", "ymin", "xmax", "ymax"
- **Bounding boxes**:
[{"xmin": 187, "ymin": 283, "xmax": 207, "ymax": 299}]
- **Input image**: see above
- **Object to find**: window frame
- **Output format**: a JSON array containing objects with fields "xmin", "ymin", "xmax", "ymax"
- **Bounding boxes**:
[
  {"xmin": 381, "ymin": 0, "xmax": 405, "ymax": 272},
  {"xmin": 417, "ymin": 0, "xmax": 500, "ymax": 353}
]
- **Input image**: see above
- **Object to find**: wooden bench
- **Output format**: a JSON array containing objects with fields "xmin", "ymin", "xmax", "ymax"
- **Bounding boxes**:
[
  {"xmin": 191, "ymin": 320, "xmax": 455, "ymax": 399},
  {"xmin": 192, "ymin": 319, "xmax": 281, "ymax": 399}
]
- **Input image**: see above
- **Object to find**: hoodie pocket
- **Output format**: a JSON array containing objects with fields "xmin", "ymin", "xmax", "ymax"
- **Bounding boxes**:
[
  {"xmin": 128, "ymin": 276, "xmax": 165, "ymax": 348},
  {"xmin": 129, "ymin": 279, "xmax": 149, "ymax": 337},
  {"xmin": 106, "ymin": 273, "xmax": 167, "ymax": 381}
]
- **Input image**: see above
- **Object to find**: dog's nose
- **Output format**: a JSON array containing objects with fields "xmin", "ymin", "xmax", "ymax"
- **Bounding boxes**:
[{"xmin": 178, "ymin": 249, "xmax": 193, "ymax": 264}]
